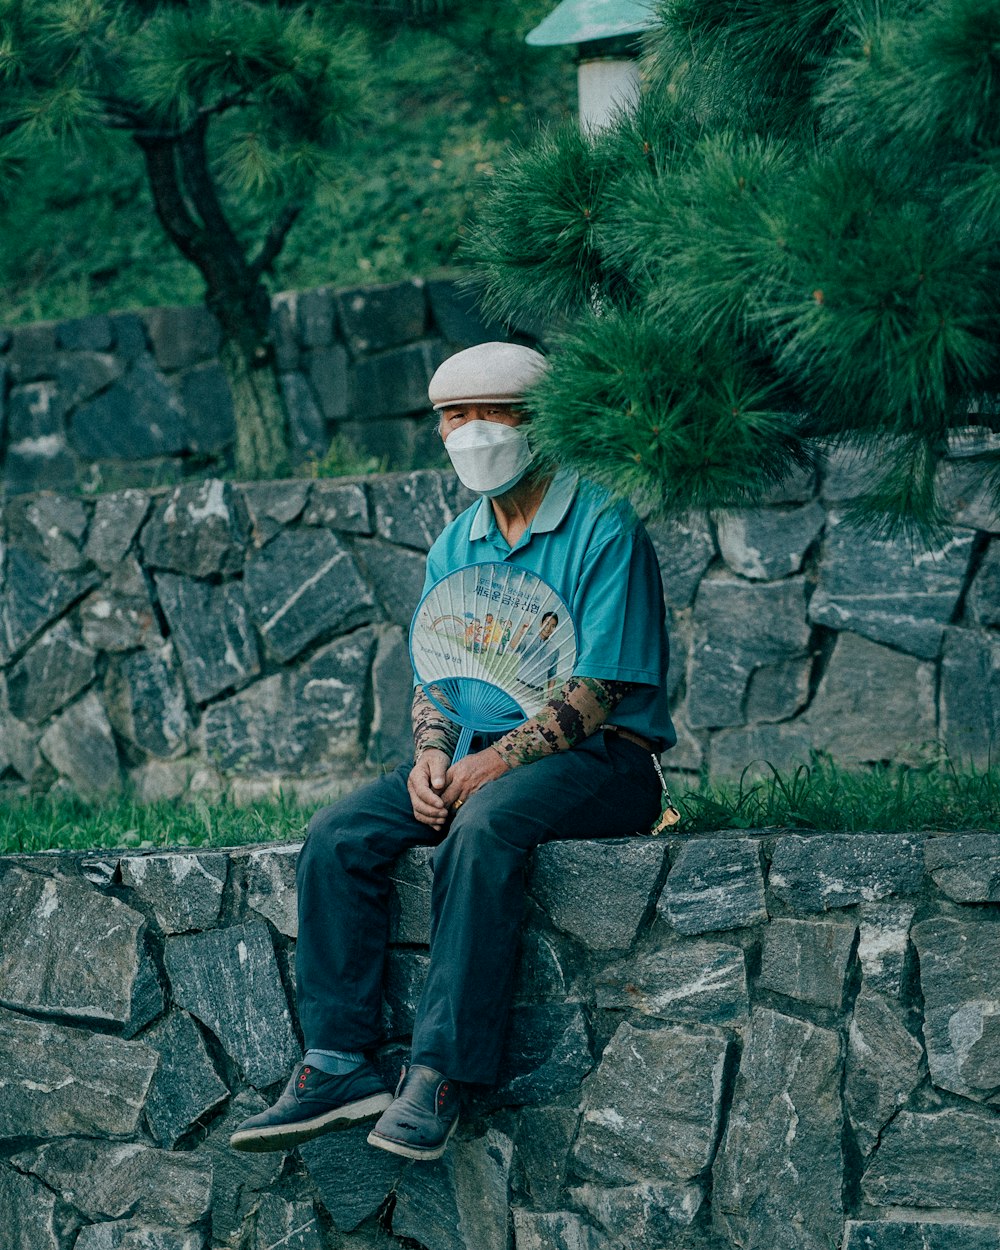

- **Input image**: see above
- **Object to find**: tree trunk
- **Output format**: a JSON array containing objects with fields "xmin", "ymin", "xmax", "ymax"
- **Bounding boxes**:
[{"xmin": 136, "ymin": 122, "xmax": 293, "ymax": 479}]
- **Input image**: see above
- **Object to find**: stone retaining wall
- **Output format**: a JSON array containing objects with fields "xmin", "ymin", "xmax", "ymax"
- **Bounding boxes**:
[
  {"xmin": 2, "ymin": 832, "xmax": 1000, "ymax": 1250},
  {"xmin": 0, "ymin": 453, "xmax": 998, "ymax": 801},
  {"xmin": 0, "ymin": 278, "xmax": 520, "ymax": 496}
]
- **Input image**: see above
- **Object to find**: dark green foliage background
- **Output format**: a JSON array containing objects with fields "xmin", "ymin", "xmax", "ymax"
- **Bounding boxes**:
[{"xmin": 0, "ymin": 1, "xmax": 574, "ymax": 325}]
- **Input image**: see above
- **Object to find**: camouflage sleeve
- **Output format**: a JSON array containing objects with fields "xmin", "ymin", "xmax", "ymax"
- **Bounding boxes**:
[
  {"xmin": 412, "ymin": 684, "xmax": 460, "ymax": 759},
  {"xmin": 489, "ymin": 676, "xmax": 636, "ymax": 770}
]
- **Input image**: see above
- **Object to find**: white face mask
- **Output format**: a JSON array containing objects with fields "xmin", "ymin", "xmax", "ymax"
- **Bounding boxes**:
[{"xmin": 444, "ymin": 420, "xmax": 534, "ymax": 497}]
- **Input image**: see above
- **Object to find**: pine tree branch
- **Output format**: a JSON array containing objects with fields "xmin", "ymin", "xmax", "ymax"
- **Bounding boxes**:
[
  {"xmin": 100, "ymin": 90, "xmax": 252, "ymax": 141},
  {"xmin": 250, "ymin": 203, "xmax": 303, "ymax": 279}
]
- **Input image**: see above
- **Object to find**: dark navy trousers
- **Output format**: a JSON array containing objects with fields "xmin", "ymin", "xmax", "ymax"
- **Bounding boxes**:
[{"xmin": 294, "ymin": 730, "xmax": 662, "ymax": 1085}]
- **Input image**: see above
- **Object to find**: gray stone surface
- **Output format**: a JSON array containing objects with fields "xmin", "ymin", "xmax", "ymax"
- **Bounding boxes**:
[
  {"xmin": 200, "ymin": 1092, "xmax": 285, "ymax": 1245},
  {"xmin": 106, "ymin": 644, "xmax": 191, "ymax": 759},
  {"xmin": 143, "ymin": 305, "xmax": 222, "ymax": 370},
  {"xmin": 809, "ymin": 511, "xmax": 975, "ymax": 658},
  {"xmin": 713, "ymin": 1008, "xmax": 843, "ymax": 1250},
  {"xmin": 862, "ymin": 1108, "xmax": 1000, "ymax": 1213},
  {"xmin": 967, "ymin": 540, "xmax": 1000, "ymax": 625},
  {"xmin": 573, "ymin": 1020, "xmax": 731, "ymax": 1184},
  {"xmin": 911, "ymin": 915, "xmax": 1000, "ymax": 1102},
  {"xmin": 240, "ymin": 480, "xmax": 310, "ymax": 547},
  {"xmin": 202, "ymin": 628, "xmax": 377, "ymax": 776},
  {"xmin": 179, "ymin": 362, "xmax": 235, "ymax": 454},
  {"xmin": 6, "ymin": 618, "xmax": 96, "ymax": 724},
  {"xmin": 925, "ymin": 833, "xmax": 1000, "ymax": 903},
  {"xmin": 494, "ymin": 1002, "xmax": 593, "ymax": 1106},
  {"xmin": 164, "ymin": 921, "xmax": 298, "ymax": 1088},
  {"xmin": 382, "ymin": 948, "xmax": 429, "ymax": 1036},
  {"xmin": 0, "ymin": 1009, "xmax": 158, "ymax": 1139},
  {"xmin": 39, "ymin": 690, "xmax": 121, "ymax": 796},
  {"xmin": 843, "ymin": 1218, "xmax": 1000, "ymax": 1249},
  {"xmin": 594, "ymin": 939, "xmax": 748, "ymax": 1025},
  {"xmin": 143, "ymin": 1010, "xmax": 231, "ymax": 1147},
  {"xmin": 243, "ymin": 527, "xmax": 376, "ymax": 662},
  {"xmin": 392, "ymin": 1126, "xmax": 514, "ymax": 1250},
  {"xmin": 239, "ymin": 845, "xmax": 300, "ymax": 938},
  {"xmin": 251, "ymin": 1195, "xmax": 323, "ymax": 1250},
  {"xmin": 71, "ymin": 358, "xmax": 188, "ymax": 458},
  {"xmin": 366, "ymin": 625, "xmax": 414, "ymax": 769},
  {"xmin": 301, "ymin": 478, "xmax": 370, "ymax": 533},
  {"xmin": 659, "ymin": 838, "xmax": 767, "ymax": 935},
  {"xmin": 529, "ymin": 839, "xmax": 667, "ymax": 951},
  {"xmin": 513, "ymin": 1105, "xmax": 579, "ymax": 1209},
  {"xmin": 389, "ymin": 846, "xmax": 433, "ymax": 945},
  {"xmin": 687, "ymin": 574, "xmax": 811, "ymax": 729},
  {"xmin": 121, "ymin": 852, "xmax": 228, "ymax": 934},
  {"xmin": 844, "ymin": 985, "xmax": 924, "ymax": 1157},
  {"xmin": 0, "ymin": 1165, "xmax": 61, "ymax": 1250},
  {"xmin": 57, "ymin": 313, "xmax": 115, "ymax": 352},
  {"xmin": 758, "ymin": 918, "xmax": 857, "ymax": 1009},
  {"xmin": 5, "ymin": 492, "xmax": 88, "ymax": 570},
  {"xmin": 0, "ymin": 867, "xmax": 162, "ymax": 1032},
  {"xmin": 306, "ymin": 345, "xmax": 350, "ymax": 422},
  {"xmin": 335, "ymin": 280, "xmax": 426, "ymax": 354},
  {"xmin": 571, "ymin": 1180, "xmax": 705, "ymax": 1241},
  {"xmin": 939, "ymin": 627, "xmax": 1000, "ymax": 768},
  {"xmin": 801, "ymin": 632, "xmax": 938, "ymax": 764},
  {"xmin": 369, "ymin": 470, "xmax": 474, "ymax": 551},
  {"xmin": 279, "ymin": 373, "xmax": 326, "ymax": 459},
  {"xmin": 156, "ymin": 574, "xmax": 261, "ymax": 703},
  {"xmin": 350, "ymin": 340, "xmax": 444, "ymax": 418},
  {"xmin": 353, "ymin": 537, "xmax": 427, "ymax": 627},
  {"xmin": 708, "ymin": 719, "xmax": 815, "ymax": 777},
  {"xmin": 743, "ymin": 655, "xmax": 812, "ymax": 723},
  {"xmin": 7, "ymin": 380, "xmax": 67, "ymax": 443},
  {"xmin": 300, "ymin": 1123, "xmax": 403, "ymax": 1231},
  {"xmin": 142, "ymin": 480, "xmax": 247, "ymax": 578},
  {"xmin": 715, "ymin": 503, "xmax": 825, "ymax": 581},
  {"xmin": 511, "ymin": 1210, "xmax": 604, "ymax": 1250},
  {"xmin": 646, "ymin": 513, "xmax": 717, "ymax": 612},
  {"xmin": 856, "ymin": 901, "xmax": 915, "ymax": 999},
  {"xmin": 769, "ymin": 834, "xmax": 924, "ymax": 912},
  {"xmin": 81, "ymin": 557, "xmax": 158, "ymax": 652},
  {"xmin": 13, "ymin": 1138, "xmax": 212, "ymax": 1224},
  {"xmin": 84, "ymin": 489, "xmax": 150, "ymax": 571},
  {"xmin": 74, "ymin": 1224, "xmax": 205, "ymax": 1250}
]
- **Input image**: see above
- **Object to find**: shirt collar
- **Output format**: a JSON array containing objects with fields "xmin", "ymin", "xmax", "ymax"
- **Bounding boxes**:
[{"xmin": 469, "ymin": 469, "xmax": 579, "ymax": 543}]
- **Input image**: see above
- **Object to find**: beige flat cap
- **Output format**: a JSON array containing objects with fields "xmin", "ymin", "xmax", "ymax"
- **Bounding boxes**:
[{"xmin": 428, "ymin": 342, "xmax": 548, "ymax": 408}]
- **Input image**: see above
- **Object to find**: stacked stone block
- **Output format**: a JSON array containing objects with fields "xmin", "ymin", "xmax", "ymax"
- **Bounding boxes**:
[
  {"xmin": 0, "ymin": 279, "xmax": 511, "ymax": 496},
  {"xmin": 2, "ymin": 831, "xmax": 999, "ymax": 1248},
  {"xmin": 1, "ymin": 444, "xmax": 998, "ymax": 803}
]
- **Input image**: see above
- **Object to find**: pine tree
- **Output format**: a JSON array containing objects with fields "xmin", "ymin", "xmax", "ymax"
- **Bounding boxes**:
[
  {"xmin": 465, "ymin": 0, "xmax": 1000, "ymax": 537},
  {"xmin": 0, "ymin": 0, "xmax": 370, "ymax": 478}
]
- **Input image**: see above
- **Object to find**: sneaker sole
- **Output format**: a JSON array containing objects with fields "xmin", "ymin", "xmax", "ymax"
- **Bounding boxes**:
[
  {"xmin": 229, "ymin": 1091, "xmax": 393, "ymax": 1153},
  {"xmin": 366, "ymin": 1112, "xmax": 460, "ymax": 1161}
]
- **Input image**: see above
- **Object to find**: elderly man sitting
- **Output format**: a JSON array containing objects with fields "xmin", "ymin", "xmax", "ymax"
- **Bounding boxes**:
[{"xmin": 230, "ymin": 342, "xmax": 675, "ymax": 1161}]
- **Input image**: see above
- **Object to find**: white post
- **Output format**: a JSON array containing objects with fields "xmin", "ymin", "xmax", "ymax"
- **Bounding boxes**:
[{"xmin": 577, "ymin": 56, "xmax": 642, "ymax": 132}]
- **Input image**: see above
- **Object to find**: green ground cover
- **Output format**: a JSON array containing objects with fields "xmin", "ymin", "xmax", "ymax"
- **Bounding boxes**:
[{"xmin": 2, "ymin": 757, "xmax": 996, "ymax": 854}]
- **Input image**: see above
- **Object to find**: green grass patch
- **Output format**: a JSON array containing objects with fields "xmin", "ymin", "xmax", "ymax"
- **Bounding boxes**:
[
  {"xmin": 674, "ymin": 755, "xmax": 1000, "ymax": 834},
  {"xmin": 1, "ymin": 756, "xmax": 997, "ymax": 854}
]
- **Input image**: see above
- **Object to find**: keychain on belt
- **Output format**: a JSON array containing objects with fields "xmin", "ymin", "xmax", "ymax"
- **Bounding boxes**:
[{"xmin": 649, "ymin": 752, "xmax": 682, "ymax": 834}]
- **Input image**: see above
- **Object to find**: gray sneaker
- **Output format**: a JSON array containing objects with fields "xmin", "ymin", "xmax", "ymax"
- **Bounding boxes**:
[
  {"xmin": 229, "ymin": 1061, "xmax": 391, "ymax": 1153},
  {"xmin": 367, "ymin": 1063, "xmax": 460, "ymax": 1161}
]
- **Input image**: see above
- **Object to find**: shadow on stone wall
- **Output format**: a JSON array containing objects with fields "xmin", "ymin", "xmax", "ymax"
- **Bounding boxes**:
[
  {"xmin": 1, "ymin": 832, "xmax": 999, "ymax": 1249},
  {"xmin": 0, "ymin": 277, "xmax": 543, "ymax": 496}
]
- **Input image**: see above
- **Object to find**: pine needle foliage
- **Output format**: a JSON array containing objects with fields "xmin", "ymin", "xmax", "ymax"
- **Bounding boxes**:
[{"xmin": 467, "ymin": 0, "xmax": 1000, "ymax": 534}]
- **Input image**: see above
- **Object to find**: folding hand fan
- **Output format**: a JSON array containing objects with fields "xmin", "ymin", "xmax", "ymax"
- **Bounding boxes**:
[{"xmin": 409, "ymin": 562, "xmax": 578, "ymax": 762}]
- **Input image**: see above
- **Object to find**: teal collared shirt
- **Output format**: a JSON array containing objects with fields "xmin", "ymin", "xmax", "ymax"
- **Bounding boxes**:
[{"xmin": 421, "ymin": 470, "xmax": 676, "ymax": 752}]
